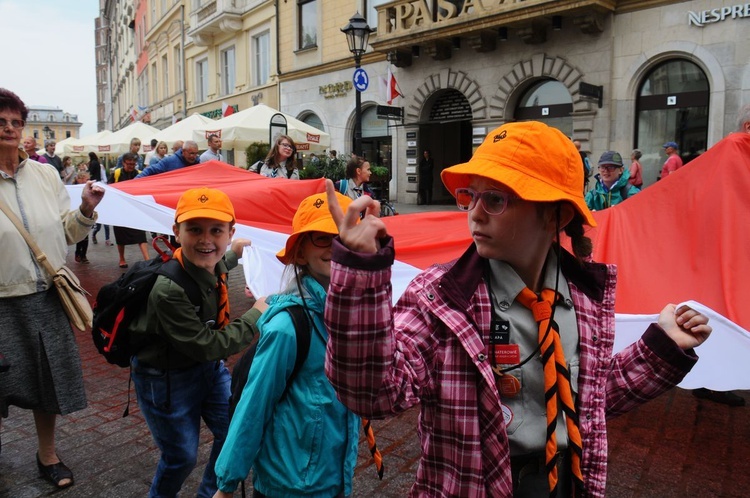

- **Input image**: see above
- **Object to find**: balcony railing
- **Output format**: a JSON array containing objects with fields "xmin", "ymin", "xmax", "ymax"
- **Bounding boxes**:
[{"xmin": 189, "ymin": 0, "xmax": 245, "ymax": 45}]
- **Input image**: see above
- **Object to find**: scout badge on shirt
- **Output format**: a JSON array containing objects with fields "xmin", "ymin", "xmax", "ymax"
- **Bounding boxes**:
[{"xmin": 489, "ymin": 319, "xmax": 522, "ymax": 397}]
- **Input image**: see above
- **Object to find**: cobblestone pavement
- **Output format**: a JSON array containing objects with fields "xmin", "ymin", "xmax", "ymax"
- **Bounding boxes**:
[{"xmin": 1, "ymin": 224, "xmax": 748, "ymax": 497}]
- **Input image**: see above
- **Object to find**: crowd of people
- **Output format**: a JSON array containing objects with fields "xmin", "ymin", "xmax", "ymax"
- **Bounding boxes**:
[{"xmin": 2, "ymin": 83, "xmax": 747, "ymax": 498}]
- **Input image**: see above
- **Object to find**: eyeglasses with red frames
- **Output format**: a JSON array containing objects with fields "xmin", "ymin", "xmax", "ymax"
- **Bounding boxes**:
[
  {"xmin": 0, "ymin": 118, "xmax": 25, "ymax": 129},
  {"xmin": 309, "ymin": 233, "xmax": 334, "ymax": 248},
  {"xmin": 455, "ymin": 188, "xmax": 517, "ymax": 215}
]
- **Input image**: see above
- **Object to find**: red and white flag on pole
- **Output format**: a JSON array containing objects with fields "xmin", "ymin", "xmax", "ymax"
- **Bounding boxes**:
[
  {"xmin": 385, "ymin": 66, "xmax": 402, "ymax": 105},
  {"xmin": 222, "ymin": 102, "xmax": 235, "ymax": 117},
  {"xmin": 129, "ymin": 107, "xmax": 138, "ymax": 122}
]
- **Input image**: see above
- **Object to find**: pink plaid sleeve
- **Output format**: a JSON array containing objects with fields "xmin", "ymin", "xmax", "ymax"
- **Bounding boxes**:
[{"xmin": 325, "ymin": 243, "xmax": 436, "ymax": 418}]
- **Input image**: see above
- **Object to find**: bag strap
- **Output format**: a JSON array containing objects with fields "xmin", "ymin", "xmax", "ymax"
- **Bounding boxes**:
[
  {"xmin": 0, "ymin": 198, "xmax": 57, "ymax": 277},
  {"xmin": 281, "ymin": 304, "xmax": 312, "ymax": 399},
  {"xmin": 157, "ymin": 259, "xmax": 203, "ymax": 308}
]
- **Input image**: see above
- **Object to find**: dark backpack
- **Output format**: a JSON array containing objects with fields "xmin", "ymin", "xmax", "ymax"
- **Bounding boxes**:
[
  {"xmin": 228, "ymin": 305, "xmax": 311, "ymax": 420},
  {"xmin": 92, "ymin": 239, "xmax": 201, "ymax": 368}
]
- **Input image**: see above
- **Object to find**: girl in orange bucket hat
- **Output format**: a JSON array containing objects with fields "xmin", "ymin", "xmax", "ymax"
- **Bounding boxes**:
[
  {"xmin": 214, "ymin": 192, "xmax": 383, "ymax": 498},
  {"xmin": 323, "ymin": 121, "xmax": 712, "ymax": 497}
]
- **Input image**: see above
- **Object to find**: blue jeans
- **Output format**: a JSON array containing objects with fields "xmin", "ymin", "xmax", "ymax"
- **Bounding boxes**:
[
  {"xmin": 92, "ymin": 223, "xmax": 110, "ymax": 240},
  {"xmin": 132, "ymin": 357, "xmax": 231, "ymax": 498}
]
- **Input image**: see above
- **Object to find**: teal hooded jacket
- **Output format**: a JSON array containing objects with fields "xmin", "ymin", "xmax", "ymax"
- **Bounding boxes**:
[
  {"xmin": 585, "ymin": 168, "xmax": 641, "ymax": 211},
  {"xmin": 215, "ymin": 275, "xmax": 360, "ymax": 496}
]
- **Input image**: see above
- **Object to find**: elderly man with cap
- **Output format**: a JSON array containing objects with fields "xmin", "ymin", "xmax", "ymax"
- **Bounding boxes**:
[
  {"xmin": 323, "ymin": 121, "xmax": 712, "ymax": 497},
  {"xmin": 585, "ymin": 150, "xmax": 640, "ymax": 210},
  {"xmin": 659, "ymin": 141, "xmax": 683, "ymax": 179}
]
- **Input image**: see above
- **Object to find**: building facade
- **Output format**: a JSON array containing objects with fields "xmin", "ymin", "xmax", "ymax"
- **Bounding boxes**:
[
  {"xmin": 96, "ymin": 1, "xmax": 750, "ymax": 202},
  {"xmin": 26, "ymin": 106, "xmax": 83, "ymax": 143},
  {"xmin": 98, "ymin": 0, "xmax": 139, "ymax": 131},
  {"xmin": 278, "ymin": 0, "xmax": 750, "ymax": 204}
]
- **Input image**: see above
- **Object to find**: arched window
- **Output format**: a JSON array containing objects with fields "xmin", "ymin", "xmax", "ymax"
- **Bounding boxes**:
[
  {"xmin": 635, "ymin": 59, "xmax": 709, "ymax": 185},
  {"xmin": 515, "ymin": 79, "xmax": 573, "ymax": 136},
  {"xmin": 301, "ymin": 112, "xmax": 324, "ymax": 132},
  {"xmin": 49, "ymin": 114, "xmax": 55, "ymax": 122}
]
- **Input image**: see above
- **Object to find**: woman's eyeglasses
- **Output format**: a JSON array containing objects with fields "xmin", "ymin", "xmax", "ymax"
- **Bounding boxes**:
[
  {"xmin": 455, "ymin": 188, "xmax": 517, "ymax": 215},
  {"xmin": 0, "ymin": 118, "xmax": 25, "ymax": 129},
  {"xmin": 309, "ymin": 233, "xmax": 334, "ymax": 248},
  {"xmin": 279, "ymin": 143, "xmax": 294, "ymax": 150}
]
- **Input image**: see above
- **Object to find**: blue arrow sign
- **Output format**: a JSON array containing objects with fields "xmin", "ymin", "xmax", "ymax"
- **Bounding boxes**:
[{"xmin": 353, "ymin": 68, "xmax": 369, "ymax": 92}]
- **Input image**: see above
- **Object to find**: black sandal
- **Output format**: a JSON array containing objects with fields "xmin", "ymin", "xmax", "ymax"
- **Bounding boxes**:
[{"xmin": 36, "ymin": 452, "xmax": 74, "ymax": 488}]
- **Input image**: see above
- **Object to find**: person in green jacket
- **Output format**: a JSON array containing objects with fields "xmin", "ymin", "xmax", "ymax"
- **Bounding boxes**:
[
  {"xmin": 585, "ymin": 150, "xmax": 640, "ymax": 210},
  {"xmin": 214, "ymin": 192, "xmax": 362, "ymax": 498},
  {"xmin": 130, "ymin": 187, "xmax": 265, "ymax": 498}
]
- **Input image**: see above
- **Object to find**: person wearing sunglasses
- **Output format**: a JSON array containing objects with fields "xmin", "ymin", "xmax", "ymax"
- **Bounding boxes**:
[
  {"xmin": 257, "ymin": 135, "xmax": 299, "ymax": 180},
  {"xmin": 323, "ymin": 121, "xmax": 711, "ymax": 497},
  {"xmin": 584, "ymin": 150, "xmax": 640, "ymax": 211}
]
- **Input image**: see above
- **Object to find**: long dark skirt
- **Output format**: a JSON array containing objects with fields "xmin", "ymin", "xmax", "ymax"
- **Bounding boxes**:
[
  {"xmin": 0, "ymin": 289, "xmax": 86, "ymax": 418},
  {"xmin": 113, "ymin": 226, "xmax": 147, "ymax": 246}
]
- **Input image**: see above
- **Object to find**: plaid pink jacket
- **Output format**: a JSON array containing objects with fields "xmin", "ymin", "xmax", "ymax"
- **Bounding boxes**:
[{"xmin": 325, "ymin": 239, "xmax": 696, "ymax": 498}]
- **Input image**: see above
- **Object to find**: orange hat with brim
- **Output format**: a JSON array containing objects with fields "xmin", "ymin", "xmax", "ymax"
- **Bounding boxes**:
[
  {"xmin": 276, "ymin": 192, "xmax": 353, "ymax": 265},
  {"xmin": 175, "ymin": 187, "xmax": 235, "ymax": 223},
  {"xmin": 441, "ymin": 121, "xmax": 596, "ymax": 226}
]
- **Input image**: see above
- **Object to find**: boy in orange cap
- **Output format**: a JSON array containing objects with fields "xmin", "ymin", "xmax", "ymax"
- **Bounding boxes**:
[
  {"xmin": 130, "ymin": 187, "xmax": 265, "ymax": 498},
  {"xmin": 323, "ymin": 121, "xmax": 712, "ymax": 497}
]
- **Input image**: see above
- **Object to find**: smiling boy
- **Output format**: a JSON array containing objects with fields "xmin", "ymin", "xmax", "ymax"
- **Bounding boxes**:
[{"xmin": 130, "ymin": 187, "xmax": 264, "ymax": 498}]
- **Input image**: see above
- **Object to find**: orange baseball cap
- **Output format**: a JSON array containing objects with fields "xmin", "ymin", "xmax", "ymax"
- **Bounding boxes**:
[
  {"xmin": 175, "ymin": 187, "xmax": 235, "ymax": 223},
  {"xmin": 441, "ymin": 121, "xmax": 596, "ymax": 226},
  {"xmin": 276, "ymin": 192, "xmax": 352, "ymax": 264}
]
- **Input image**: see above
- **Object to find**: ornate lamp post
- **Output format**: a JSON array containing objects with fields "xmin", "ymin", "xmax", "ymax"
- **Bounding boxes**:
[{"xmin": 341, "ymin": 12, "xmax": 373, "ymax": 156}]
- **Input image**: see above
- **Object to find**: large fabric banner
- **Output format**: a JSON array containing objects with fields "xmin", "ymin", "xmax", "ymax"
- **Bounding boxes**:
[{"xmin": 68, "ymin": 132, "xmax": 750, "ymax": 389}]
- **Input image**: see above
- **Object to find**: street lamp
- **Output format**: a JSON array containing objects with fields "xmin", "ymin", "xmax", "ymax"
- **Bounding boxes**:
[
  {"xmin": 42, "ymin": 126, "xmax": 52, "ymax": 140},
  {"xmin": 341, "ymin": 12, "xmax": 374, "ymax": 156}
]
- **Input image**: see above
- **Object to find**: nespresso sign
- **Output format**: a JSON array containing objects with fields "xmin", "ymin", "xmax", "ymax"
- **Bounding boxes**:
[{"xmin": 688, "ymin": 3, "xmax": 750, "ymax": 26}]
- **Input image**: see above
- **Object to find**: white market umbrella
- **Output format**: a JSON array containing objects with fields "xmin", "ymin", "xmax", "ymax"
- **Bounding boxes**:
[
  {"xmin": 97, "ymin": 121, "xmax": 159, "ymax": 156},
  {"xmin": 59, "ymin": 130, "xmax": 113, "ymax": 156},
  {"xmin": 53, "ymin": 137, "xmax": 84, "ymax": 157},
  {"xmin": 191, "ymin": 104, "xmax": 330, "ymax": 152},
  {"xmin": 154, "ymin": 113, "xmax": 217, "ymax": 149}
]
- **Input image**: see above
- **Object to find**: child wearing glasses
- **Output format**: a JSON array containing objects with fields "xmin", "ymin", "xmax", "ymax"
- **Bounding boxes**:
[
  {"xmin": 585, "ymin": 150, "xmax": 640, "ymax": 210},
  {"xmin": 214, "ymin": 192, "xmax": 362, "ymax": 498},
  {"xmin": 323, "ymin": 121, "xmax": 711, "ymax": 497},
  {"xmin": 257, "ymin": 134, "xmax": 299, "ymax": 180}
]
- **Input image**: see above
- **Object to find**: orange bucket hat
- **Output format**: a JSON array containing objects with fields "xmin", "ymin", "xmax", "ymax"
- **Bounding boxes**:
[
  {"xmin": 175, "ymin": 187, "xmax": 235, "ymax": 223},
  {"xmin": 441, "ymin": 121, "xmax": 596, "ymax": 226},
  {"xmin": 276, "ymin": 192, "xmax": 353, "ymax": 264}
]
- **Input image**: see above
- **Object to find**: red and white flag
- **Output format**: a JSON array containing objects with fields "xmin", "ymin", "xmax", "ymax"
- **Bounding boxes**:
[
  {"xmin": 65, "ymin": 134, "xmax": 750, "ymax": 391},
  {"xmin": 383, "ymin": 66, "xmax": 402, "ymax": 105},
  {"xmin": 129, "ymin": 107, "xmax": 138, "ymax": 122},
  {"xmin": 222, "ymin": 102, "xmax": 235, "ymax": 117}
]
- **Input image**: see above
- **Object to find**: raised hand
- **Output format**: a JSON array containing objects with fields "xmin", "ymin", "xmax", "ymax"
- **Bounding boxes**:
[{"xmin": 325, "ymin": 179, "xmax": 387, "ymax": 254}]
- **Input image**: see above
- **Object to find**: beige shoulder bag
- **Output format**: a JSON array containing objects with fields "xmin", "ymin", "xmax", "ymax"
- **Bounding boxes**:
[{"xmin": 0, "ymin": 199, "xmax": 93, "ymax": 331}]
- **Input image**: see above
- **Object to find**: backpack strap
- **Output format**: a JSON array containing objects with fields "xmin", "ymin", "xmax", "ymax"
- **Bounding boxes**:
[
  {"xmin": 338, "ymin": 178, "xmax": 348, "ymax": 195},
  {"xmin": 281, "ymin": 304, "xmax": 312, "ymax": 399},
  {"xmin": 156, "ymin": 259, "xmax": 202, "ymax": 310}
]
